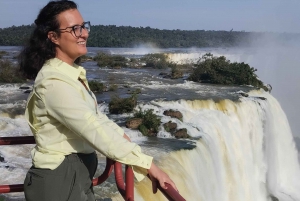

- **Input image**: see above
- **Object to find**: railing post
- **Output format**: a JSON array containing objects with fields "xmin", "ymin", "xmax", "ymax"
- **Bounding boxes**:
[{"xmin": 125, "ymin": 165, "xmax": 134, "ymax": 201}]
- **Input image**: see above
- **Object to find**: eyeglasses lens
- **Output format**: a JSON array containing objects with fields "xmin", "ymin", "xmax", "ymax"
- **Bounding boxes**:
[{"xmin": 73, "ymin": 22, "xmax": 90, "ymax": 37}]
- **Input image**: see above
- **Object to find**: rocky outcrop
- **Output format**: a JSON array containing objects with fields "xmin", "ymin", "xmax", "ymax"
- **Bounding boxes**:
[
  {"xmin": 238, "ymin": 92, "xmax": 249, "ymax": 97},
  {"xmin": 171, "ymin": 71, "xmax": 183, "ymax": 79},
  {"xmin": 163, "ymin": 109, "xmax": 183, "ymax": 120},
  {"xmin": 0, "ymin": 154, "xmax": 5, "ymax": 162},
  {"xmin": 19, "ymin": 86, "xmax": 30, "ymax": 90},
  {"xmin": 257, "ymin": 97, "xmax": 266, "ymax": 100},
  {"xmin": 126, "ymin": 118, "xmax": 143, "ymax": 129},
  {"xmin": 163, "ymin": 121, "xmax": 177, "ymax": 133},
  {"xmin": 173, "ymin": 128, "xmax": 189, "ymax": 138},
  {"xmin": 24, "ymin": 90, "xmax": 31, "ymax": 93}
]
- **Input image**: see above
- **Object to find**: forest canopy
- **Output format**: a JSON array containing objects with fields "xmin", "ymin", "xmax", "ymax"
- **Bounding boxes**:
[{"xmin": 0, "ymin": 24, "xmax": 299, "ymax": 48}]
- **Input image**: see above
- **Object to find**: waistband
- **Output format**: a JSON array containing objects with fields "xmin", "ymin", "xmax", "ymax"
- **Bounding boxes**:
[{"xmin": 65, "ymin": 152, "xmax": 96, "ymax": 163}]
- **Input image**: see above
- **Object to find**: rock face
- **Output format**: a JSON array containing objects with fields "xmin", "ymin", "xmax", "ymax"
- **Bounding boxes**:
[
  {"xmin": 24, "ymin": 90, "xmax": 31, "ymax": 93},
  {"xmin": 239, "ymin": 92, "xmax": 249, "ymax": 97},
  {"xmin": 126, "ymin": 118, "xmax": 143, "ymax": 129},
  {"xmin": 163, "ymin": 121, "xmax": 177, "ymax": 133},
  {"xmin": 257, "ymin": 97, "xmax": 266, "ymax": 100},
  {"xmin": 0, "ymin": 155, "xmax": 5, "ymax": 162},
  {"xmin": 163, "ymin": 110, "xmax": 183, "ymax": 120},
  {"xmin": 19, "ymin": 86, "xmax": 30, "ymax": 90},
  {"xmin": 159, "ymin": 71, "xmax": 183, "ymax": 79},
  {"xmin": 173, "ymin": 128, "xmax": 189, "ymax": 138},
  {"xmin": 171, "ymin": 71, "xmax": 183, "ymax": 79}
]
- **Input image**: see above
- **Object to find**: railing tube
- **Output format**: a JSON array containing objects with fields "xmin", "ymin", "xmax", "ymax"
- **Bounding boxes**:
[
  {"xmin": 114, "ymin": 162, "xmax": 134, "ymax": 201},
  {"xmin": 114, "ymin": 162, "xmax": 126, "ymax": 197},
  {"xmin": 92, "ymin": 158, "xmax": 114, "ymax": 186},
  {"xmin": 0, "ymin": 136, "xmax": 35, "ymax": 145},
  {"xmin": 157, "ymin": 182, "xmax": 186, "ymax": 201},
  {"xmin": 0, "ymin": 184, "xmax": 24, "ymax": 193},
  {"xmin": 125, "ymin": 165, "xmax": 134, "ymax": 201}
]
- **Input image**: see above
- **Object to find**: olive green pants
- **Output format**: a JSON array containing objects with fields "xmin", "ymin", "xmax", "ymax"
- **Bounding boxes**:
[{"xmin": 24, "ymin": 152, "xmax": 98, "ymax": 201}]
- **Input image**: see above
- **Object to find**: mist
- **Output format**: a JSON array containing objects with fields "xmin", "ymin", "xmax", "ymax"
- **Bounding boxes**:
[
  {"xmin": 246, "ymin": 36, "xmax": 300, "ymax": 139},
  {"xmin": 163, "ymin": 36, "xmax": 300, "ymax": 140}
]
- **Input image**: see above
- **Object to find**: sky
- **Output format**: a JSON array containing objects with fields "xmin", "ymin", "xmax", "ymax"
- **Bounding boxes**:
[{"xmin": 1, "ymin": 0, "xmax": 300, "ymax": 33}]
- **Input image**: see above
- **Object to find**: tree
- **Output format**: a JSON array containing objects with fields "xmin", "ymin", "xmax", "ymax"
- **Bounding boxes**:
[{"xmin": 188, "ymin": 53, "xmax": 265, "ymax": 88}]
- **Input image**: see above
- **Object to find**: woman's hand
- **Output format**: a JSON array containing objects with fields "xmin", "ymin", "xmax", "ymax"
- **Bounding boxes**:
[
  {"xmin": 147, "ymin": 162, "xmax": 178, "ymax": 193},
  {"xmin": 123, "ymin": 134, "xmax": 178, "ymax": 193}
]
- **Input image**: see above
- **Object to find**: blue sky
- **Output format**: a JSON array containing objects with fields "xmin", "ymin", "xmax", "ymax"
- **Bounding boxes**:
[{"xmin": 0, "ymin": 0, "xmax": 299, "ymax": 33}]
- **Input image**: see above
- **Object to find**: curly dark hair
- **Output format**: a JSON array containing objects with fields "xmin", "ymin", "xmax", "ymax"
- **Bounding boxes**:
[{"xmin": 19, "ymin": 0, "xmax": 79, "ymax": 79}]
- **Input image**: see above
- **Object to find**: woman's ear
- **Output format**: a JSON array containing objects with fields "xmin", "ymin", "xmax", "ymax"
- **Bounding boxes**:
[{"xmin": 48, "ymin": 31, "xmax": 59, "ymax": 45}]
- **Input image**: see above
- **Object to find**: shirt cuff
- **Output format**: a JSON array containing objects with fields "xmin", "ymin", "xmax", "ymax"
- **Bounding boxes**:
[{"xmin": 132, "ymin": 155, "xmax": 153, "ymax": 182}]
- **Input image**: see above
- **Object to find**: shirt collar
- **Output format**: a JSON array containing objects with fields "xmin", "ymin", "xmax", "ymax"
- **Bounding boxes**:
[{"xmin": 47, "ymin": 58, "xmax": 86, "ymax": 81}]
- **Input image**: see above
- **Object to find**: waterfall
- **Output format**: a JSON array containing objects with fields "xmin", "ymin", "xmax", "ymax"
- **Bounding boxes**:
[{"xmin": 133, "ymin": 90, "xmax": 300, "ymax": 201}]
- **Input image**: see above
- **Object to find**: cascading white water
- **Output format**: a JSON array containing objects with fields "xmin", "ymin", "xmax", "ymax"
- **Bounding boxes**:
[{"xmin": 129, "ymin": 90, "xmax": 300, "ymax": 201}]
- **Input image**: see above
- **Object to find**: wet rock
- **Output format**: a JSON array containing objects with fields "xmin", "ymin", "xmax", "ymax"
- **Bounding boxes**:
[
  {"xmin": 257, "ymin": 97, "xmax": 266, "ymax": 100},
  {"xmin": 0, "ymin": 155, "xmax": 5, "ymax": 162},
  {"xmin": 145, "ymin": 130, "xmax": 157, "ymax": 137},
  {"xmin": 171, "ymin": 71, "xmax": 183, "ymax": 79},
  {"xmin": 19, "ymin": 86, "xmax": 30, "ymax": 90},
  {"xmin": 163, "ymin": 109, "xmax": 183, "ymax": 120},
  {"xmin": 163, "ymin": 121, "xmax": 177, "ymax": 133},
  {"xmin": 270, "ymin": 195, "xmax": 279, "ymax": 201},
  {"xmin": 173, "ymin": 128, "xmax": 189, "ymax": 139},
  {"xmin": 163, "ymin": 75, "xmax": 171, "ymax": 79},
  {"xmin": 267, "ymin": 84, "xmax": 272, "ymax": 92},
  {"xmin": 127, "ymin": 88, "xmax": 141, "ymax": 94},
  {"xmin": 24, "ymin": 90, "xmax": 31, "ymax": 93},
  {"xmin": 239, "ymin": 92, "xmax": 249, "ymax": 97},
  {"xmin": 159, "ymin": 72, "xmax": 168, "ymax": 76},
  {"xmin": 126, "ymin": 118, "xmax": 143, "ymax": 129}
]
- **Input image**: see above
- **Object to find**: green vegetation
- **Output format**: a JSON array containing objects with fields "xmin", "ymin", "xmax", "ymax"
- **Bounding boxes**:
[
  {"xmin": 141, "ymin": 53, "xmax": 174, "ymax": 69},
  {"xmin": 188, "ymin": 53, "xmax": 264, "ymax": 88},
  {"xmin": 0, "ymin": 195, "xmax": 5, "ymax": 201},
  {"xmin": 80, "ymin": 55, "xmax": 93, "ymax": 62},
  {"xmin": 0, "ymin": 25, "xmax": 34, "ymax": 46},
  {"xmin": 108, "ymin": 84, "xmax": 118, "ymax": 91},
  {"xmin": 0, "ymin": 51, "xmax": 8, "ymax": 59},
  {"xmin": 170, "ymin": 66, "xmax": 183, "ymax": 79},
  {"xmin": 108, "ymin": 94, "xmax": 137, "ymax": 114},
  {"xmin": 1, "ymin": 24, "xmax": 299, "ymax": 48},
  {"xmin": 133, "ymin": 108, "xmax": 161, "ymax": 136},
  {"xmin": 88, "ymin": 80, "xmax": 105, "ymax": 93},
  {"xmin": 0, "ymin": 59, "xmax": 26, "ymax": 83},
  {"xmin": 94, "ymin": 52, "xmax": 127, "ymax": 68},
  {"xmin": 127, "ymin": 88, "xmax": 142, "ymax": 94}
]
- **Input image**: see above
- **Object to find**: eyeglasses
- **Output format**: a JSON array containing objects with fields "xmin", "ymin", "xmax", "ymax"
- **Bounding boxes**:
[{"xmin": 58, "ymin": 21, "xmax": 91, "ymax": 37}]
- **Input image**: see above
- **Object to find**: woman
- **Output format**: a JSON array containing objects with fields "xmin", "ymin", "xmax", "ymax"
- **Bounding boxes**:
[{"xmin": 19, "ymin": 1, "xmax": 177, "ymax": 200}]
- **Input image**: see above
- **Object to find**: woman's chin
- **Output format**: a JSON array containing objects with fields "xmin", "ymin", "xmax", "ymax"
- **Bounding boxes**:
[{"xmin": 78, "ymin": 49, "xmax": 88, "ymax": 56}]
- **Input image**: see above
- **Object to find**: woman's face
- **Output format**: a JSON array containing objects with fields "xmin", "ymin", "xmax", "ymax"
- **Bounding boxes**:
[{"xmin": 54, "ymin": 9, "xmax": 88, "ymax": 65}]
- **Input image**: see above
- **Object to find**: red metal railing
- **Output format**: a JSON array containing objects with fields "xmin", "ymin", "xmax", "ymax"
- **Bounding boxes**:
[{"xmin": 0, "ymin": 136, "xmax": 186, "ymax": 201}]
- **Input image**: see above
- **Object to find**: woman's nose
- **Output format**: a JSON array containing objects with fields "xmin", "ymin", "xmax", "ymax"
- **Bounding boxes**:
[{"xmin": 81, "ymin": 27, "xmax": 89, "ymax": 38}]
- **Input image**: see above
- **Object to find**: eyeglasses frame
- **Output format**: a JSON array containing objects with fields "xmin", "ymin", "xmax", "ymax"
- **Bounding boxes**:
[{"xmin": 58, "ymin": 21, "xmax": 91, "ymax": 37}]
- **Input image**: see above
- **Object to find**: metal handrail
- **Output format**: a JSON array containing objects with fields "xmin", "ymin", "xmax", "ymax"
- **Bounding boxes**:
[{"xmin": 0, "ymin": 136, "xmax": 186, "ymax": 201}]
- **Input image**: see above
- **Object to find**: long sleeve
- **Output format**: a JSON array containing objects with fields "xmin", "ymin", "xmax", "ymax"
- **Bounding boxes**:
[{"xmin": 40, "ymin": 79, "xmax": 153, "ymax": 171}]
